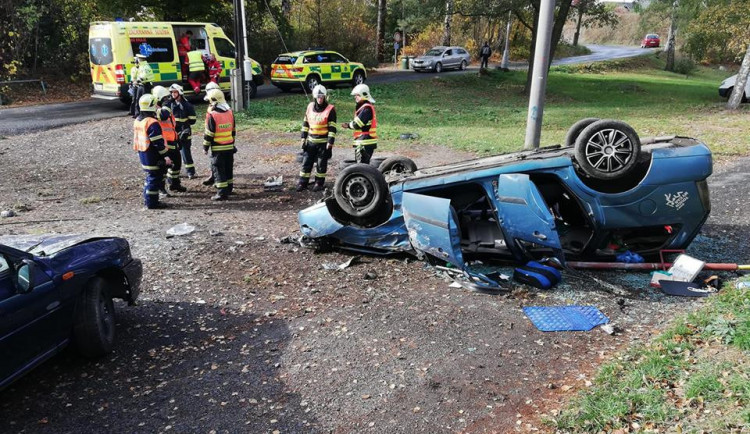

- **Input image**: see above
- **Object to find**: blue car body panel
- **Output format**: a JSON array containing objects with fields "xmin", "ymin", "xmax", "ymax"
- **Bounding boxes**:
[
  {"xmin": 299, "ymin": 138, "xmax": 712, "ymax": 280},
  {"xmin": 0, "ymin": 234, "xmax": 141, "ymax": 390}
]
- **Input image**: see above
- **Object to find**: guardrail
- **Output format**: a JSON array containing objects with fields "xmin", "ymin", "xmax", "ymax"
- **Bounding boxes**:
[{"xmin": 0, "ymin": 79, "xmax": 47, "ymax": 105}]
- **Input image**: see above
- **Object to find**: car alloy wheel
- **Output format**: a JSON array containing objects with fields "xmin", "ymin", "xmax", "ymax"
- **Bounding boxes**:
[
  {"xmin": 459, "ymin": 60, "xmax": 466, "ymax": 70},
  {"xmin": 574, "ymin": 119, "xmax": 641, "ymax": 180},
  {"xmin": 435, "ymin": 62, "xmax": 442, "ymax": 73},
  {"xmin": 306, "ymin": 75, "xmax": 320, "ymax": 92},
  {"xmin": 353, "ymin": 71, "xmax": 365, "ymax": 85}
]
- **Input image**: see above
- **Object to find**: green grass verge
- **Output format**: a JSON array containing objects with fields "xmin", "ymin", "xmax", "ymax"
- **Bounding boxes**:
[
  {"xmin": 550, "ymin": 282, "xmax": 750, "ymax": 432},
  {"xmin": 235, "ymin": 54, "xmax": 748, "ymax": 157}
]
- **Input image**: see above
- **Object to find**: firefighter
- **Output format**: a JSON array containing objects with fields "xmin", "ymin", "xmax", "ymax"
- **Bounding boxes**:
[
  {"xmin": 297, "ymin": 84, "xmax": 336, "ymax": 192},
  {"xmin": 206, "ymin": 54, "xmax": 222, "ymax": 84},
  {"xmin": 166, "ymin": 83, "xmax": 197, "ymax": 179},
  {"xmin": 203, "ymin": 89, "xmax": 236, "ymax": 200},
  {"xmin": 153, "ymin": 85, "xmax": 186, "ymax": 193},
  {"xmin": 186, "ymin": 48, "xmax": 206, "ymax": 94},
  {"xmin": 129, "ymin": 54, "xmax": 154, "ymax": 118},
  {"xmin": 200, "ymin": 81, "xmax": 223, "ymax": 186},
  {"xmin": 133, "ymin": 94, "xmax": 171, "ymax": 209},
  {"xmin": 341, "ymin": 84, "xmax": 377, "ymax": 164}
]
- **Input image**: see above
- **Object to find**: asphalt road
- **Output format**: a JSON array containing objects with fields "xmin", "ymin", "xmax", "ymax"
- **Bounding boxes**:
[{"xmin": 0, "ymin": 44, "xmax": 652, "ymax": 136}]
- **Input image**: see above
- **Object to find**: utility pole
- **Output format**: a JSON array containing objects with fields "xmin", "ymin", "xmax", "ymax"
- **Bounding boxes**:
[
  {"xmin": 231, "ymin": 0, "xmax": 249, "ymax": 111},
  {"xmin": 524, "ymin": 0, "xmax": 555, "ymax": 150},
  {"xmin": 501, "ymin": 10, "xmax": 512, "ymax": 69}
]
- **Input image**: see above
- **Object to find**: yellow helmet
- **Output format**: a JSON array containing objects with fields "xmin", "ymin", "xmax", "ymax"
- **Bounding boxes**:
[
  {"xmin": 152, "ymin": 85, "xmax": 169, "ymax": 103},
  {"xmin": 204, "ymin": 88, "xmax": 225, "ymax": 105},
  {"xmin": 138, "ymin": 94, "xmax": 157, "ymax": 112},
  {"xmin": 205, "ymin": 81, "xmax": 221, "ymax": 91}
]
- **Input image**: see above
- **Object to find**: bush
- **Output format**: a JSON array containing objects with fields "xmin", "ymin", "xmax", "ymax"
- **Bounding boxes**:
[{"xmin": 673, "ymin": 57, "xmax": 697, "ymax": 75}]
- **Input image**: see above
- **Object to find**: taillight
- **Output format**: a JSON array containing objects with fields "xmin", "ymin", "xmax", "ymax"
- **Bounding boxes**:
[{"xmin": 115, "ymin": 64, "xmax": 126, "ymax": 84}]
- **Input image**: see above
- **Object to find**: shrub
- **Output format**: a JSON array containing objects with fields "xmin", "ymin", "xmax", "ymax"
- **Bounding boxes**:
[{"xmin": 673, "ymin": 57, "xmax": 697, "ymax": 75}]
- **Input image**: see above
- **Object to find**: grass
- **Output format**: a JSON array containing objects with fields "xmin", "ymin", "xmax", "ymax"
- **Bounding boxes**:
[
  {"xmin": 234, "ymin": 54, "xmax": 749, "ymax": 157},
  {"xmin": 550, "ymin": 281, "xmax": 750, "ymax": 432}
]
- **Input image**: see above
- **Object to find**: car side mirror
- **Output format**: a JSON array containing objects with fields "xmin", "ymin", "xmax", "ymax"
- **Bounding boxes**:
[{"xmin": 15, "ymin": 259, "xmax": 36, "ymax": 294}]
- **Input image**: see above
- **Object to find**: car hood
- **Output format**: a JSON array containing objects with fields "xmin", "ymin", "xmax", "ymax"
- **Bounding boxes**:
[
  {"xmin": 414, "ymin": 55, "xmax": 439, "ymax": 61},
  {"xmin": 0, "ymin": 234, "xmax": 107, "ymax": 256}
]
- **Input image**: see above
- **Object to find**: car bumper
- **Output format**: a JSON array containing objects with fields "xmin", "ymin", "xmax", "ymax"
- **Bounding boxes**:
[
  {"xmin": 411, "ymin": 65, "xmax": 433, "ymax": 71},
  {"xmin": 123, "ymin": 258, "xmax": 142, "ymax": 305}
]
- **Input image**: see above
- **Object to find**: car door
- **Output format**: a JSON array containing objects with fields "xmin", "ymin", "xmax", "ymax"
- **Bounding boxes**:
[
  {"xmin": 493, "ymin": 174, "xmax": 564, "ymax": 260},
  {"xmin": 401, "ymin": 192, "xmax": 464, "ymax": 268},
  {"xmin": 210, "ymin": 36, "xmax": 237, "ymax": 88},
  {"xmin": 0, "ymin": 250, "xmax": 62, "ymax": 388},
  {"xmin": 328, "ymin": 52, "xmax": 350, "ymax": 82},
  {"xmin": 442, "ymin": 49, "xmax": 454, "ymax": 68}
]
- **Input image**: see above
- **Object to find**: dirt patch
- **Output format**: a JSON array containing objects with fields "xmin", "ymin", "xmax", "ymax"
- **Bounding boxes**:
[
  {"xmin": 0, "ymin": 117, "xmax": 739, "ymax": 433},
  {"xmin": 0, "ymin": 75, "xmax": 91, "ymax": 108}
]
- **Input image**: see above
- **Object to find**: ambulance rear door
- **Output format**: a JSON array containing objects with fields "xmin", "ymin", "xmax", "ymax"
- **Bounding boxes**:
[{"xmin": 89, "ymin": 23, "xmax": 120, "ymax": 99}]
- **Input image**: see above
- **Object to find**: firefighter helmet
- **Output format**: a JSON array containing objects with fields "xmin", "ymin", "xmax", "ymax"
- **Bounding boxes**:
[
  {"xmin": 152, "ymin": 85, "xmax": 169, "ymax": 103},
  {"xmin": 168, "ymin": 83, "xmax": 184, "ymax": 95},
  {"xmin": 138, "ymin": 94, "xmax": 157, "ymax": 112},
  {"xmin": 204, "ymin": 88, "xmax": 226, "ymax": 104},
  {"xmin": 205, "ymin": 81, "xmax": 221, "ymax": 91},
  {"xmin": 351, "ymin": 84, "xmax": 375, "ymax": 103},
  {"xmin": 312, "ymin": 84, "xmax": 327, "ymax": 99}
]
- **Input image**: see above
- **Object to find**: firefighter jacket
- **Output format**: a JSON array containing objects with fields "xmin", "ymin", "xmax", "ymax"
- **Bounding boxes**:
[
  {"xmin": 133, "ymin": 114, "xmax": 168, "ymax": 170},
  {"xmin": 187, "ymin": 51, "xmax": 205, "ymax": 73},
  {"xmin": 203, "ymin": 105, "xmax": 236, "ymax": 153},
  {"xmin": 349, "ymin": 101, "xmax": 377, "ymax": 147},
  {"xmin": 301, "ymin": 101, "xmax": 337, "ymax": 146},
  {"xmin": 166, "ymin": 97, "xmax": 197, "ymax": 139},
  {"xmin": 156, "ymin": 105, "xmax": 177, "ymax": 148}
]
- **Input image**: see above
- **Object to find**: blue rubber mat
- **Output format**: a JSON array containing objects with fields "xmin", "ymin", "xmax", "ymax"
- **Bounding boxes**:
[{"xmin": 523, "ymin": 305, "xmax": 609, "ymax": 332}]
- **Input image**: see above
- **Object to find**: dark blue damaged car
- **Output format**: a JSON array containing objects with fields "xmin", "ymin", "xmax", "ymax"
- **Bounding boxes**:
[
  {"xmin": 298, "ymin": 120, "xmax": 712, "ymax": 288},
  {"xmin": 0, "ymin": 234, "xmax": 142, "ymax": 390}
]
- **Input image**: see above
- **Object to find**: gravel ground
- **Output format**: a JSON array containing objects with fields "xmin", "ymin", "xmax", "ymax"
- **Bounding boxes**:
[{"xmin": 0, "ymin": 115, "xmax": 748, "ymax": 433}]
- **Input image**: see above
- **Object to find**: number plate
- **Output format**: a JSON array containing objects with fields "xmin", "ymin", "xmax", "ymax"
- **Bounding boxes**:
[
  {"xmin": 94, "ymin": 83, "xmax": 103, "ymax": 90},
  {"xmin": 275, "ymin": 68, "xmax": 284, "ymax": 74}
]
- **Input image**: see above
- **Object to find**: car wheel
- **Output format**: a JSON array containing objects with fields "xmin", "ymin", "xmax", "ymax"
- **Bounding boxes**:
[
  {"xmin": 305, "ymin": 75, "xmax": 321, "ymax": 92},
  {"xmin": 248, "ymin": 81, "xmax": 257, "ymax": 99},
  {"xmin": 459, "ymin": 60, "xmax": 467, "ymax": 71},
  {"xmin": 378, "ymin": 156, "xmax": 418, "ymax": 175},
  {"xmin": 435, "ymin": 62, "xmax": 443, "ymax": 73},
  {"xmin": 352, "ymin": 70, "xmax": 366, "ymax": 86},
  {"xmin": 339, "ymin": 157, "xmax": 385, "ymax": 170},
  {"xmin": 564, "ymin": 118, "xmax": 600, "ymax": 148},
  {"xmin": 73, "ymin": 277, "xmax": 116, "ymax": 358},
  {"xmin": 334, "ymin": 163, "xmax": 391, "ymax": 219},
  {"xmin": 574, "ymin": 120, "xmax": 641, "ymax": 181}
]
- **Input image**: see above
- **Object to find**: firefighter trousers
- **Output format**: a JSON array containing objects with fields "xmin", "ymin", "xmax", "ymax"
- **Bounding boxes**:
[
  {"xmin": 179, "ymin": 137, "xmax": 195, "ymax": 176},
  {"xmin": 143, "ymin": 169, "xmax": 163, "ymax": 208},
  {"xmin": 299, "ymin": 143, "xmax": 330, "ymax": 186},
  {"xmin": 354, "ymin": 143, "xmax": 376, "ymax": 164},
  {"xmin": 166, "ymin": 146, "xmax": 183, "ymax": 188},
  {"xmin": 211, "ymin": 151, "xmax": 234, "ymax": 197}
]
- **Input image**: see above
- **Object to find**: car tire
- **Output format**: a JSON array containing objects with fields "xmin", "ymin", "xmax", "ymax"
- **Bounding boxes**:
[
  {"xmin": 334, "ymin": 163, "xmax": 391, "ymax": 219},
  {"xmin": 459, "ymin": 60, "xmax": 467, "ymax": 71},
  {"xmin": 435, "ymin": 62, "xmax": 443, "ymax": 73},
  {"xmin": 378, "ymin": 156, "xmax": 418, "ymax": 175},
  {"xmin": 339, "ymin": 157, "xmax": 386, "ymax": 170},
  {"xmin": 574, "ymin": 119, "xmax": 641, "ymax": 181},
  {"xmin": 564, "ymin": 118, "xmax": 600, "ymax": 148},
  {"xmin": 352, "ymin": 70, "xmax": 366, "ymax": 86},
  {"xmin": 73, "ymin": 277, "xmax": 116, "ymax": 358},
  {"xmin": 305, "ymin": 75, "xmax": 321, "ymax": 92}
]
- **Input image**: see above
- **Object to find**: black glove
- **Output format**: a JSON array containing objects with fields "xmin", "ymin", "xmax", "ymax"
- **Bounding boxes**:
[
  {"xmin": 300, "ymin": 138, "xmax": 307, "ymax": 150},
  {"xmin": 324, "ymin": 146, "xmax": 332, "ymax": 159}
]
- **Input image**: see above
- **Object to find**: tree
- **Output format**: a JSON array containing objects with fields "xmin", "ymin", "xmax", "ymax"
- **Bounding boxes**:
[
  {"xmin": 376, "ymin": 0, "xmax": 387, "ymax": 63},
  {"xmin": 441, "ymin": 0, "xmax": 453, "ymax": 45},
  {"xmin": 664, "ymin": 0, "xmax": 677, "ymax": 71},
  {"xmin": 572, "ymin": 0, "xmax": 617, "ymax": 46}
]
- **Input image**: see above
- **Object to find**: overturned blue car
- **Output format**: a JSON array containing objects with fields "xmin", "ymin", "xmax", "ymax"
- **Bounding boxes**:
[
  {"xmin": 0, "ymin": 234, "xmax": 142, "ymax": 390},
  {"xmin": 298, "ymin": 120, "xmax": 712, "ymax": 286}
]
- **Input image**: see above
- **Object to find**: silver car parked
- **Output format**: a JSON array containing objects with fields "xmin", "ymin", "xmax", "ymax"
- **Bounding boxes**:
[{"xmin": 411, "ymin": 46, "xmax": 471, "ymax": 73}]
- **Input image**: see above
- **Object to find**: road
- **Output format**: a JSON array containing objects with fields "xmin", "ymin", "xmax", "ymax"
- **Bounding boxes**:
[{"xmin": 0, "ymin": 45, "xmax": 652, "ymax": 136}]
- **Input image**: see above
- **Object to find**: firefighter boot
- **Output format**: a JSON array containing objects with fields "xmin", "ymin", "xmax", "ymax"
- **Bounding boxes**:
[{"xmin": 311, "ymin": 177, "xmax": 325, "ymax": 192}]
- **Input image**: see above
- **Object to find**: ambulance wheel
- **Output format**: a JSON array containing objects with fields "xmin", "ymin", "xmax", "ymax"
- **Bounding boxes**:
[
  {"xmin": 305, "ymin": 75, "xmax": 321, "ymax": 92},
  {"xmin": 574, "ymin": 120, "xmax": 641, "ymax": 181},
  {"xmin": 119, "ymin": 96, "xmax": 132, "ymax": 107},
  {"xmin": 378, "ymin": 156, "xmax": 417, "ymax": 176},
  {"xmin": 352, "ymin": 70, "xmax": 366, "ymax": 86},
  {"xmin": 334, "ymin": 164, "xmax": 391, "ymax": 219}
]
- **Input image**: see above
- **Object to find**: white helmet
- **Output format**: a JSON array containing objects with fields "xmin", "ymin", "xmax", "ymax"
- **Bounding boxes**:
[
  {"xmin": 351, "ymin": 83, "xmax": 375, "ymax": 103},
  {"xmin": 205, "ymin": 81, "xmax": 221, "ymax": 91},
  {"xmin": 138, "ymin": 94, "xmax": 157, "ymax": 112},
  {"xmin": 152, "ymin": 85, "xmax": 169, "ymax": 103},
  {"xmin": 312, "ymin": 84, "xmax": 327, "ymax": 99},
  {"xmin": 169, "ymin": 83, "xmax": 184, "ymax": 95},
  {"xmin": 204, "ymin": 88, "xmax": 226, "ymax": 104}
]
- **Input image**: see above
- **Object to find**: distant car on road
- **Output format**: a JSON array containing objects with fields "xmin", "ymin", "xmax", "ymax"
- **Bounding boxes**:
[
  {"xmin": 411, "ymin": 46, "xmax": 471, "ymax": 73},
  {"xmin": 718, "ymin": 74, "xmax": 749, "ymax": 102},
  {"xmin": 641, "ymin": 34, "xmax": 660, "ymax": 48},
  {"xmin": 0, "ymin": 234, "xmax": 142, "ymax": 390}
]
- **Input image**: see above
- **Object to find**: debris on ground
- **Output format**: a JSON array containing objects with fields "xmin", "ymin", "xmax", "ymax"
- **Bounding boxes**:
[
  {"xmin": 523, "ymin": 305, "xmax": 610, "ymax": 332},
  {"xmin": 322, "ymin": 256, "xmax": 360, "ymax": 271},
  {"xmin": 398, "ymin": 133, "xmax": 419, "ymax": 140},
  {"xmin": 264, "ymin": 175, "xmax": 283, "ymax": 190},
  {"xmin": 166, "ymin": 222, "xmax": 196, "ymax": 237},
  {"xmin": 0, "ymin": 210, "xmax": 16, "ymax": 218}
]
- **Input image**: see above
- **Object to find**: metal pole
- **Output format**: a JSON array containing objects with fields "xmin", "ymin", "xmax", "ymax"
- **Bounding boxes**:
[
  {"xmin": 501, "ymin": 11, "xmax": 511, "ymax": 69},
  {"xmin": 239, "ymin": 0, "xmax": 252, "ymax": 105},
  {"xmin": 232, "ymin": 0, "xmax": 247, "ymax": 110},
  {"xmin": 524, "ymin": 0, "xmax": 555, "ymax": 150}
]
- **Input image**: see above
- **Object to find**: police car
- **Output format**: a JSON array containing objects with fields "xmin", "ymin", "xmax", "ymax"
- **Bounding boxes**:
[{"xmin": 270, "ymin": 50, "xmax": 367, "ymax": 92}]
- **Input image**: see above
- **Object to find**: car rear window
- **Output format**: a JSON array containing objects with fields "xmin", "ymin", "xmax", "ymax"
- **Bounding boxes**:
[
  {"xmin": 274, "ymin": 55, "xmax": 297, "ymax": 64},
  {"xmin": 90, "ymin": 37, "xmax": 113, "ymax": 65},
  {"xmin": 129, "ymin": 37, "xmax": 175, "ymax": 63}
]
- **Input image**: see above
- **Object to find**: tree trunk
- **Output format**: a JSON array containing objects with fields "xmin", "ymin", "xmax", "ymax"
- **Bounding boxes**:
[
  {"xmin": 664, "ymin": 2, "xmax": 677, "ymax": 71},
  {"xmin": 727, "ymin": 43, "xmax": 750, "ymax": 109},
  {"xmin": 573, "ymin": 6, "xmax": 584, "ymax": 46},
  {"xmin": 376, "ymin": 0, "xmax": 387, "ymax": 63},
  {"xmin": 441, "ymin": 0, "xmax": 453, "ymax": 46},
  {"xmin": 281, "ymin": 0, "xmax": 291, "ymax": 16}
]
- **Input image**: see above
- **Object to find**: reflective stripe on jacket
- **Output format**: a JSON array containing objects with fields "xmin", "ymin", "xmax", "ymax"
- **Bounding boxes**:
[
  {"xmin": 133, "ymin": 117, "xmax": 158, "ymax": 152},
  {"xmin": 305, "ymin": 102, "xmax": 335, "ymax": 144},
  {"xmin": 352, "ymin": 102, "xmax": 377, "ymax": 146},
  {"xmin": 204, "ymin": 109, "xmax": 235, "ymax": 152},
  {"xmin": 187, "ymin": 51, "xmax": 205, "ymax": 73}
]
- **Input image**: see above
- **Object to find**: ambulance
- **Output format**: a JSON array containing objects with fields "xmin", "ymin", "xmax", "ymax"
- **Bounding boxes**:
[{"xmin": 88, "ymin": 21, "xmax": 264, "ymax": 104}]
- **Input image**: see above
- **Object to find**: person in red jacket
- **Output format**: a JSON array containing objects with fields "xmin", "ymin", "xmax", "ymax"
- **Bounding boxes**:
[
  {"xmin": 206, "ymin": 54, "xmax": 222, "ymax": 84},
  {"xmin": 177, "ymin": 31, "xmax": 192, "ymax": 77}
]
